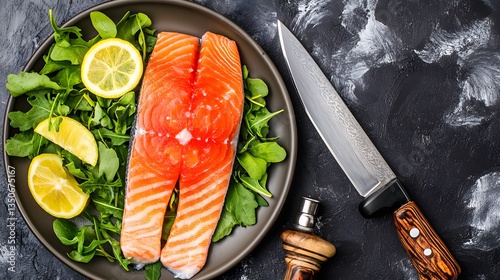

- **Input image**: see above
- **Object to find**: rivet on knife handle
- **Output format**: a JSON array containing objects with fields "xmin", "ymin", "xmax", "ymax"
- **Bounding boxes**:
[
  {"xmin": 394, "ymin": 201, "xmax": 461, "ymax": 280},
  {"xmin": 281, "ymin": 197, "xmax": 336, "ymax": 280}
]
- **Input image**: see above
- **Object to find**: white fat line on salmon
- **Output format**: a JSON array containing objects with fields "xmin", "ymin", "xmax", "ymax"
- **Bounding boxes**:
[
  {"xmin": 125, "ymin": 190, "xmax": 170, "ymax": 210},
  {"xmin": 181, "ymin": 179, "xmax": 227, "ymax": 204},
  {"xmin": 125, "ymin": 179, "xmax": 175, "ymax": 196},
  {"xmin": 129, "ymin": 225, "xmax": 163, "ymax": 240},
  {"xmin": 123, "ymin": 204, "xmax": 166, "ymax": 223},
  {"xmin": 172, "ymin": 206, "xmax": 221, "ymax": 232},
  {"xmin": 165, "ymin": 219, "xmax": 216, "ymax": 246},
  {"xmin": 126, "ymin": 176, "xmax": 171, "ymax": 192},
  {"xmin": 124, "ymin": 215, "xmax": 165, "ymax": 228},
  {"xmin": 177, "ymin": 194, "xmax": 225, "ymax": 221},
  {"xmin": 181, "ymin": 170, "xmax": 229, "ymax": 193},
  {"xmin": 166, "ymin": 243, "xmax": 208, "ymax": 264}
]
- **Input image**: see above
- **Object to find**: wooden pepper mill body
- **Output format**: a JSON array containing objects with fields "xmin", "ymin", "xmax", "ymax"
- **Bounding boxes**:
[{"xmin": 281, "ymin": 197, "xmax": 336, "ymax": 280}]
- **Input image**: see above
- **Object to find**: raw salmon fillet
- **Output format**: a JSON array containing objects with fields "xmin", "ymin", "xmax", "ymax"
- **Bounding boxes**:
[
  {"xmin": 160, "ymin": 32, "xmax": 244, "ymax": 278},
  {"xmin": 120, "ymin": 32, "xmax": 199, "ymax": 264}
]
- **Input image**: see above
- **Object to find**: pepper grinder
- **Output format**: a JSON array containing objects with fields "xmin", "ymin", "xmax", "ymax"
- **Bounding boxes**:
[{"xmin": 281, "ymin": 197, "xmax": 336, "ymax": 280}]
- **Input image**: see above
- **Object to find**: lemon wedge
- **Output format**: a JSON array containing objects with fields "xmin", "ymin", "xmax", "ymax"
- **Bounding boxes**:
[
  {"xmin": 81, "ymin": 38, "xmax": 143, "ymax": 98},
  {"xmin": 28, "ymin": 153, "xmax": 89, "ymax": 219},
  {"xmin": 34, "ymin": 116, "xmax": 98, "ymax": 166}
]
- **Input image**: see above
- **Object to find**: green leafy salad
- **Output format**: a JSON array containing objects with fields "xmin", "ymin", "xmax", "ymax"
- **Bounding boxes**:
[{"xmin": 5, "ymin": 9, "xmax": 286, "ymax": 279}]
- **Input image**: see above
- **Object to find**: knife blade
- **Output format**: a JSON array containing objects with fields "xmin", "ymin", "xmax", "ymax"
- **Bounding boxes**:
[{"xmin": 278, "ymin": 20, "xmax": 461, "ymax": 279}]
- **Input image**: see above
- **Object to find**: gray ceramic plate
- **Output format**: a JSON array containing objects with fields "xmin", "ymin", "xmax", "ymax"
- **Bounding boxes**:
[{"xmin": 3, "ymin": 0, "xmax": 297, "ymax": 279}]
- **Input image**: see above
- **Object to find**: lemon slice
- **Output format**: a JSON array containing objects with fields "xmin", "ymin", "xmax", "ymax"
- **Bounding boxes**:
[
  {"xmin": 35, "ymin": 116, "xmax": 98, "ymax": 166},
  {"xmin": 28, "ymin": 153, "xmax": 89, "ymax": 219},
  {"xmin": 81, "ymin": 38, "xmax": 143, "ymax": 98}
]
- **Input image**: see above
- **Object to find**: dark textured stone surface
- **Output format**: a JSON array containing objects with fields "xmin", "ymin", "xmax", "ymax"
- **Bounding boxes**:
[{"xmin": 1, "ymin": 0, "xmax": 499, "ymax": 279}]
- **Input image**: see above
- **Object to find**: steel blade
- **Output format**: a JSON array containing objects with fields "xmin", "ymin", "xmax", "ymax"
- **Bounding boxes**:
[{"xmin": 278, "ymin": 21, "xmax": 395, "ymax": 197}]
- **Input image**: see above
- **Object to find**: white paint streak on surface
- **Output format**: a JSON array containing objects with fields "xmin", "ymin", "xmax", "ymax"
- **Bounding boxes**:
[
  {"xmin": 251, "ymin": 8, "xmax": 277, "ymax": 43},
  {"xmin": 415, "ymin": 18, "xmax": 492, "ymax": 64},
  {"xmin": 446, "ymin": 50, "xmax": 500, "ymax": 126},
  {"xmin": 464, "ymin": 172, "xmax": 500, "ymax": 251},
  {"xmin": 415, "ymin": 18, "xmax": 497, "ymax": 127},
  {"xmin": 394, "ymin": 259, "xmax": 418, "ymax": 280},
  {"xmin": 0, "ymin": 243, "xmax": 9, "ymax": 263},
  {"xmin": 291, "ymin": 0, "xmax": 333, "ymax": 34},
  {"xmin": 332, "ymin": 0, "xmax": 403, "ymax": 104},
  {"xmin": 461, "ymin": 50, "xmax": 500, "ymax": 107}
]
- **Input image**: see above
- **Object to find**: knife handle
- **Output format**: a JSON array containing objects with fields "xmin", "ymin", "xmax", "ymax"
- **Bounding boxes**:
[
  {"xmin": 281, "ymin": 229, "xmax": 336, "ymax": 280},
  {"xmin": 394, "ymin": 201, "xmax": 461, "ymax": 280}
]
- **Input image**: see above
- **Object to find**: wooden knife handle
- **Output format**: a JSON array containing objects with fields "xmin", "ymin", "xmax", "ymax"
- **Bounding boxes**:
[
  {"xmin": 394, "ymin": 201, "xmax": 461, "ymax": 280},
  {"xmin": 281, "ymin": 229, "xmax": 336, "ymax": 280}
]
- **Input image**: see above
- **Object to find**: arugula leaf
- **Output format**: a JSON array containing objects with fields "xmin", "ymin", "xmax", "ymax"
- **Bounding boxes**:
[
  {"xmin": 101, "ymin": 229, "xmax": 131, "ymax": 270},
  {"xmin": 40, "ymin": 52, "xmax": 72, "ymax": 75},
  {"xmin": 254, "ymin": 191, "xmax": 269, "ymax": 207},
  {"xmin": 237, "ymin": 152, "xmax": 267, "ymax": 180},
  {"xmin": 90, "ymin": 11, "xmax": 117, "ymax": 39},
  {"xmin": 48, "ymin": 9, "xmax": 90, "ymax": 65},
  {"xmin": 92, "ymin": 103, "xmax": 113, "ymax": 129},
  {"xmin": 116, "ymin": 13, "xmax": 152, "ymax": 42},
  {"xmin": 82, "ymin": 239, "xmax": 109, "ymax": 255},
  {"xmin": 53, "ymin": 219, "xmax": 108, "ymax": 263},
  {"xmin": 53, "ymin": 66, "xmax": 81, "ymax": 89},
  {"xmin": 113, "ymin": 104, "xmax": 134, "ymax": 134},
  {"xmin": 248, "ymin": 107, "xmax": 284, "ymax": 138},
  {"xmin": 245, "ymin": 77, "xmax": 269, "ymax": 98},
  {"xmin": 116, "ymin": 12, "xmax": 156, "ymax": 59},
  {"xmin": 6, "ymin": 72, "xmax": 63, "ymax": 97},
  {"xmin": 68, "ymin": 249, "xmax": 95, "ymax": 263},
  {"xmin": 161, "ymin": 212, "xmax": 177, "ymax": 241},
  {"xmin": 227, "ymin": 181, "xmax": 259, "ymax": 225},
  {"xmin": 92, "ymin": 196, "xmax": 124, "ymax": 219},
  {"xmin": 144, "ymin": 262, "xmax": 162, "ymax": 280},
  {"xmin": 50, "ymin": 36, "xmax": 90, "ymax": 65},
  {"xmin": 53, "ymin": 219, "xmax": 79, "ymax": 246},
  {"xmin": 98, "ymin": 142, "xmax": 119, "ymax": 182},
  {"xmin": 92, "ymin": 128, "xmax": 130, "ymax": 146},
  {"xmin": 212, "ymin": 181, "xmax": 258, "ymax": 242},
  {"xmin": 49, "ymin": 9, "xmax": 82, "ymax": 43},
  {"xmin": 248, "ymin": 142, "xmax": 286, "ymax": 163},
  {"xmin": 211, "ymin": 208, "xmax": 238, "ymax": 242},
  {"xmin": 65, "ymin": 161, "xmax": 88, "ymax": 179},
  {"xmin": 239, "ymin": 174, "xmax": 272, "ymax": 198},
  {"xmin": 5, "ymin": 132, "xmax": 47, "ymax": 158},
  {"xmin": 66, "ymin": 92, "xmax": 93, "ymax": 112}
]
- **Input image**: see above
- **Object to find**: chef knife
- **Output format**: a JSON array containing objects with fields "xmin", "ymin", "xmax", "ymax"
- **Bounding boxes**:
[{"xmin": 278, "ymin": 20, "xmax": 461, "ymax": 279}]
